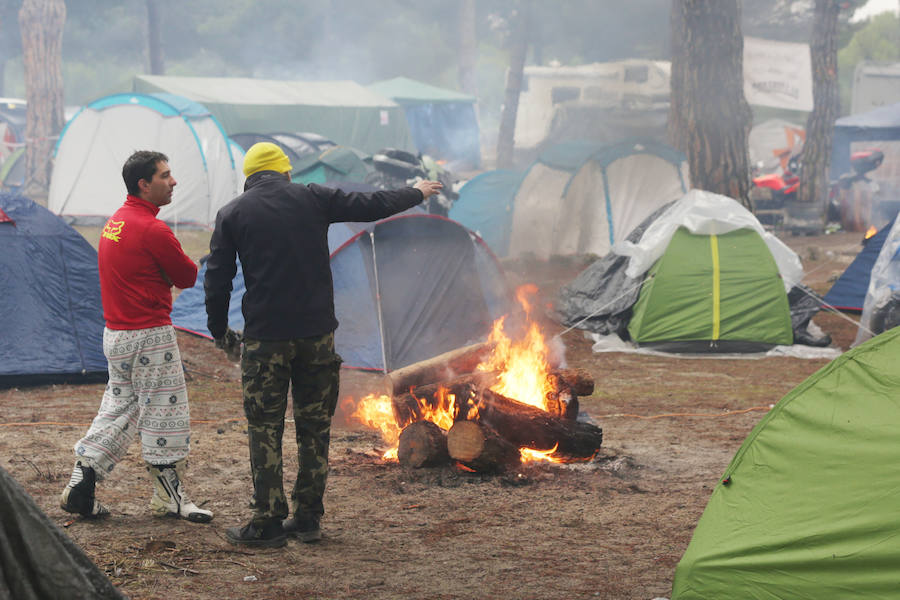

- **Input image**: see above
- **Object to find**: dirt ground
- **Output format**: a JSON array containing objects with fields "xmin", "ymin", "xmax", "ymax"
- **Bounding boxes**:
[{"xmin": 0, "ymin": 228, "xmax": 866, "ymax": 600}]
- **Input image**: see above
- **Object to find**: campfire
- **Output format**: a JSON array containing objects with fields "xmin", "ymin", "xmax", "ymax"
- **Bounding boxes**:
[{"xmin": 345, "ymin": 285, "xmax": 603, "ymax": 472}]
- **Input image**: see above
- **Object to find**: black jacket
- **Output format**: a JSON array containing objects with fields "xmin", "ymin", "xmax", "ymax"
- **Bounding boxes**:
[{"xmin": 204, "ymin": 171, "xmax": 424, "ymax": 341}]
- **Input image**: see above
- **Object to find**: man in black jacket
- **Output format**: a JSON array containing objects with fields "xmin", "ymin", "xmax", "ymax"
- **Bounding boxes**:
[{"xmin": 205, "ymin": 142, "xmax": 442, "ymax": 547}]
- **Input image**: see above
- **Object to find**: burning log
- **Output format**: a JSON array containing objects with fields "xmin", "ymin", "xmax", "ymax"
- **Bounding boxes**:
[
  {"xmin": 446, "ymin": 420, "xmax": 521, "ymax": 472},
  {"xmin": 386, "ymin": 342, "xmax": 494, "ymax": 395},
  {"xmin": 474, "ymin": 388, "xmax": 602, "ymax": 460},
  {"xmin": 391, "ymin": 372, "xmax": 497, "ymax": 425},
  {"xmin": 553, "ymin": 368, "xmax": 594, "ymax": 397},
  {"xmin": 542, "ymin": 373, "xmax": 579, "ymax": 420},
  {"xmin": 391, "ymin": 369, "xmax": 581, "ymax": 424},
  {"xmin": 398, "ymin": 421, "xmax": 449, "ymax": 468}
]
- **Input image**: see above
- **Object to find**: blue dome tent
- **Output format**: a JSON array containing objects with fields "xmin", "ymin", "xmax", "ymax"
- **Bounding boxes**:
[
  {"xmin": 0, "ymin": 192, "xmax": 106, "ymax": 386},
  {"xmin": 823, "ymin": 217, "xmax": 895, "ymax": 312}
]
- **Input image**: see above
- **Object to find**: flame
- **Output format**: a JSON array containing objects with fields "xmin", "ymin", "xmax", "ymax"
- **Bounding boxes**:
[
  {"xmin": 415, "ymin": 387, "xmax": 456, "ymax": 431},
  {"xmin": 350, "ymin": 393, "xmax": 401, "ymax": 459},
  {"xmin": 520, "ymin": 444, "xmax": 563, "ymax": 463},
  {"xmin": 477, "ymin": 284, "xmax": 554, "ymax": 411},
  {"xmin": 349, "ymin": 387, "xmax": 460, "ymax": 459},
  {"xmin": 865, "ymin": 225, "xmax": 877, "ymax": 240}
]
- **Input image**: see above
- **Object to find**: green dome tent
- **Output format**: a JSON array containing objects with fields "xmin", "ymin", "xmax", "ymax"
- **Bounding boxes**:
[
  {"xmin": 291, "ymin": 145, "xmax": 372, "ymax": 185},
  {"xmin": 672, "ymin": 325, "xmax": 900, "ymax": 598},
  {"xmin": 554, "ymin": 190, "xmax": 806, "ymax": 353},
  {"xmin": 627, "ymin": 227, "xmax": 793, "ymax": 351}
]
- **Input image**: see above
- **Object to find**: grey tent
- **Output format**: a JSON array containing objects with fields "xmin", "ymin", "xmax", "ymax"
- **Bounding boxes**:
[{"xmin": 0, "ymin": 466, "xmax": 125, "ymax": 599}]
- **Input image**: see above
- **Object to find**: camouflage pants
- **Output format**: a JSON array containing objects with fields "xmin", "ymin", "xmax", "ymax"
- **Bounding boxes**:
[{"xmin": 241, "ymin": 332, "xmax": 342, "ymax": 526}]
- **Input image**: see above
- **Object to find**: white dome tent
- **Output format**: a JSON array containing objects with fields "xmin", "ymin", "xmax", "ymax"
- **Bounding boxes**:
[
  {"xmin": 558, "ymin": 139, "xmax": 689, "ymax": 257},
  {"xmin": 49, "ymin": 93, "xmax": 244, "ymax": 227}
]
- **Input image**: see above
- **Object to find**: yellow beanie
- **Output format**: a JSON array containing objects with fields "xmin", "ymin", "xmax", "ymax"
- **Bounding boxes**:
[{"xmin": 242, "ymin": 142, "xmax": 292, "ymax": 177}]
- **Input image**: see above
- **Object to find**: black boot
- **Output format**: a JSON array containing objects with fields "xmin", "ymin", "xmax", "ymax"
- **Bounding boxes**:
[
  {"xmin": 59, "ymin": 461, "xmax": 109, "ymax": 518},
  {"xmin": 282, "ymin": 515, "xmax": 321, "ymax": 543},
  {"xmin": 225, "ymin": 519, "xmax": 287, "ymax": 548}
]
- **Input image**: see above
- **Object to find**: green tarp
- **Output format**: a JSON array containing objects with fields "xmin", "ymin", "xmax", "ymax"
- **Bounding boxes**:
[
  {"xmin": 127, "ymin": 75, "xmax": 415, "ymax": 155},
  {"xmin": 368, "ymin": 76, "xmax": 475, "ymax": 105},
  {"xmin": 672, "ymin": 325, "xmax": 900, "ymax": 599}
]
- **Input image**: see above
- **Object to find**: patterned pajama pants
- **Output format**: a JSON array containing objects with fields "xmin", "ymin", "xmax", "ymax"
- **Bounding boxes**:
[
  {"xmin": 241, "ymin": 332, "xmax": 342, "ymax": 526},
  {"xmin": 74, "ymin": 325, "xmax": 191, "ymax": 478}
]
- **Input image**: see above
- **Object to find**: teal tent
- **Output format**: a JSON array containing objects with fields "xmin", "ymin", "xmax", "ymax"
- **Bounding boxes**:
[
  {"xmin": 448, "ymin": 169, "xmax": 525, "ymax": 255},
  {"xmin": 368, "ymin": 76, "xmax": 480, "ymax": 169},
  {"xmin": 128, "ymin": 75, "xmax": 414, "ymax": 155},
  {"xmin": 292, "ymin": 146, "xmax": 372, "ymax": 185},
  {"xmin": 673, "ymin": 325, "xmax": 900, "ymax": 598}
]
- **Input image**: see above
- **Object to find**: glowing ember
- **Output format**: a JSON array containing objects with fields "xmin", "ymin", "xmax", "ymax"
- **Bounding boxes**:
[
  {"xmin": 477, "ymin": 284, "xmax": 554, "ymax": 411},
  {"xmin": 520, "ymin": 444, "xmax": 562, "ymax": 463}
]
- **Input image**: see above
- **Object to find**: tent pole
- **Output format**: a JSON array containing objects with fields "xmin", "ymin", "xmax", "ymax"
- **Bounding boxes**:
[{"xmin": 369, "ymin": 231, "xmax": 390, "ymax": 373}]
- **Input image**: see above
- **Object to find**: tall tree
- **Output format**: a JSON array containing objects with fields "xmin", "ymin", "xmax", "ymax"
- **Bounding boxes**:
[
  {"xmin": 797, "ymin": 0, "xmax": 842, "ymax": 215},
  {"xmin": 18, "ymin": 0, "xmax": 66, "ymax": 201},
  {"xmin": 668, "ymin": 0, "xmax": 753, "ymax": 208},
  {"xmin": 495, "ymin": 2, "xmax": 529, "ymax": 169},
  {"xmin": 145, "ymin": 0, "xmax": 164, "ymax": 74},
  {"xmin": 0, "ymin": 0, "xmax": 23, "ymax": 97},
  {"xmin": 458, "ymin": 0, "xmax": 477, "ymax": 96}
]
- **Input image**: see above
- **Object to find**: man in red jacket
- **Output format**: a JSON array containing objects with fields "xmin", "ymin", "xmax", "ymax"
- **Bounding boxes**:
[{"xmin": 60, "ymin": 150, "xmax": 212, "ymax": 523}]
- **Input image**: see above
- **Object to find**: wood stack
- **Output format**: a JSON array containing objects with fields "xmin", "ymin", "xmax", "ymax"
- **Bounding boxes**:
[{"xmin": 388, "ymin": 346, "xmax": 602, "ymax": 472}]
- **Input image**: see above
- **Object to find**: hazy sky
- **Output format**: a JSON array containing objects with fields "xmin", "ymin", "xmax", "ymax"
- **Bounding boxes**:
[{"xmin": 852, "ymin": 0, "xmax": 900, "ymax": 21}]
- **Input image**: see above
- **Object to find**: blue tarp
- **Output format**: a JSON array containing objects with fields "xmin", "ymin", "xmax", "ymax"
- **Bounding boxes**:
[
  {"xmin": 368, "ymin": 77, "xmax": 481, "ymax": 169},
  {"xmin": 823, "ymin": 218, "xmax": 895, "ymax": 312},
  {"xmin": 0, "ymin": 193, "xmax": 106, "ymax": 385},
  {"xmin": 172, "ymin": 214, "xmax": 511, "ymax": 372},
  {"xmin": 832, "ymin": 102, "xmax": 900, "ymax": 178},
  {"xmin": 403, "ymin": 103, "xmax": 481, "ymax": 169}
]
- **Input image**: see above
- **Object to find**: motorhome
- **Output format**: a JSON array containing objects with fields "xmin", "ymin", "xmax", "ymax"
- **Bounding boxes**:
[
  {"xmin": 851, "ymin": 61, "xmax": 900, "ymax": 114},
  {"xmin": 513, "ymin": 59, "xmax": 670, "ymax": 149}
]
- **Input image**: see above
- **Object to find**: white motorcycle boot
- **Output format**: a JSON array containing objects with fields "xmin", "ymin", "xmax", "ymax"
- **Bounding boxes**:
[
  {"xmin": 60, "ymin": 460, "xmax": 110, "ymax": 518},
  {"xmin": 147, "ymin": 460, "xmax": 213, "ymax": 523}
]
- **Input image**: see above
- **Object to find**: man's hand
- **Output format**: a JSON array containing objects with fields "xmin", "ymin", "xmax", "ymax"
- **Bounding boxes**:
[
  {"xmin": 413, "ymin": 179, "xmax": 443, "ymax": 199},
  {"xmin": 214, "ymin": 328, "xmax": 242, "ymax": 362}
]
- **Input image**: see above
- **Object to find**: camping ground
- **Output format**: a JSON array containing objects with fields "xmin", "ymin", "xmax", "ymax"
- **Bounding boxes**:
[{"xmin": 1, "ymin": 227, "xmax": 864, "ymax": 600}]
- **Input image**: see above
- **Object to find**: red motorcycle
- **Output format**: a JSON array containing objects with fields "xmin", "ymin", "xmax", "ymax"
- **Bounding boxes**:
[{"xmin": 750, "ymin": 149, "xmax": 884, "ymax": 233}]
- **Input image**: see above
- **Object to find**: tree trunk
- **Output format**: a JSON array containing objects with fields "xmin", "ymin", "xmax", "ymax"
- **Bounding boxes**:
[
  {"xmin": 145, "ymin": 0, "xmax": 165, "ymax": 75},
  {"xmin": 495, "ymin": 2, "xmax": 529, "ymax": 169},
  {"xmin": 668, "ymin": 0, "xmax": 753, "ymax": 209},
  {"xmin": 458, "ymin": 0, "xmax": 477, "ymax": 97},
  {"xmin": 18, "ymin": 0, "xmax": 65, "ymax": 202},
  {"xmin": 797, "ymin": 0, "xmax": 840, "ymax": 226}
]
